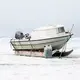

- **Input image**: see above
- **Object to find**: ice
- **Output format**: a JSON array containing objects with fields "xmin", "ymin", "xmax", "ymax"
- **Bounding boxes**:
[{"xmin": 0, "ymin": 37, "xmax": 80, "ymax": 80}]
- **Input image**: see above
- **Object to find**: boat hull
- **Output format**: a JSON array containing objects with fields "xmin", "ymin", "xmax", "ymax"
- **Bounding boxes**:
[{"xmin": 10, "ymin": 35, "xmax": 72, "ymax": 51}]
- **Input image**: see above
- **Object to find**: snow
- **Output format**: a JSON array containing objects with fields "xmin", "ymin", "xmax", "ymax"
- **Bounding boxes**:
[{"xmin": 0, "ymin": 37, "xmax": 80, "ymax": 80}]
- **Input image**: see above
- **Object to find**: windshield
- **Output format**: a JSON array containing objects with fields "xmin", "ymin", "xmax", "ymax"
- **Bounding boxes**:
[{"xmin": 58, "ymin": 27, "xmax": 65, "ymax": 33}]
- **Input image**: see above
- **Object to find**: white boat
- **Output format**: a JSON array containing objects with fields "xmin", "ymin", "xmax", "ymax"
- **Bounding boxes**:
[{"xmin": 10, "ymin": 25, "xmax": 73, "ymax": 52}]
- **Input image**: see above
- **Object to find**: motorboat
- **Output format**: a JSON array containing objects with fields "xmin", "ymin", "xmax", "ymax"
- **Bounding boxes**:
[
  {"xmin": 10, "ymin": 25, "xmax": 73, "ymax": 50},
  {"xmin": 10, "ymin": 25, "xmax": 73, "ymax": 57}
]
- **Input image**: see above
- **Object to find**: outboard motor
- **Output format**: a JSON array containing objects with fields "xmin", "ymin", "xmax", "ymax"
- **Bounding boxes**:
[{"xmin": 15, "ymin": 31, "xmax": 24, "ymax": 39}]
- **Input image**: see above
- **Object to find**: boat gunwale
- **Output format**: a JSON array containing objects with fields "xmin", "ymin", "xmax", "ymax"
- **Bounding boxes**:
[{"xmin": 10, "ymin": 34, "xmax": 72, "ymax": 43}]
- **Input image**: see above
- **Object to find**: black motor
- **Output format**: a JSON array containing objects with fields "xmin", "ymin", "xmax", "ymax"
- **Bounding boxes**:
[{"xmin": 15, "ymin": 31, "xmax": 24, "ymax": 39}]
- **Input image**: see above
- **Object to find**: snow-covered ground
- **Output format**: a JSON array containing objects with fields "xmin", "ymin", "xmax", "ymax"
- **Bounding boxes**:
[{"xmin": 0, "ymin": 37, "xmax": 80, "ymax": 80}]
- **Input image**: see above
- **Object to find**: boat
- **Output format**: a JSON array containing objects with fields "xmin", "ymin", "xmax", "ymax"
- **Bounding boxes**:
[{"xmin": 10, "ymin": 25, "xmax": 73, "ymax": 57}]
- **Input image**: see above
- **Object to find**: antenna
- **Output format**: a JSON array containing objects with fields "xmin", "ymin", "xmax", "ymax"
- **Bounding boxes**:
[{"xmin": 70, "ymin": 24, "xmax": 74, "ymax": 33}]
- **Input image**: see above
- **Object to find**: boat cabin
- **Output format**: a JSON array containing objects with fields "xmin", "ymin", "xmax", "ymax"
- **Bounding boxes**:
[{"xmin": 30, "ymin": 25, "xmax": 65, "ymax": 40}]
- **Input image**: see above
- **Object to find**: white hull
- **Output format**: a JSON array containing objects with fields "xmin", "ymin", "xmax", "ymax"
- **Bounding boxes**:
[{"xmin": 10, "ymin": 35, "xmax": 71, "ymax": 51}]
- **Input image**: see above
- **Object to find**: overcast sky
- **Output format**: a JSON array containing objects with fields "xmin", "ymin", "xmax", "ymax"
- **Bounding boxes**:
[{"xmin": 0, "ymin": 0, "xmax": 79, "ymax": 37}]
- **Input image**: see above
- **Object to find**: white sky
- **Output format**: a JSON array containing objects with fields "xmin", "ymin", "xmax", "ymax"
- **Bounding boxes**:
[{"xmin": 0, "ymin": 0, "xmax": 79, "ymax": 37}]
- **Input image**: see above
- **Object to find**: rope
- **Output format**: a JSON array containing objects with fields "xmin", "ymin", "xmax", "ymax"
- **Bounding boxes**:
[
  {"xmin": 18, "ymin": 39, "xmax": 23, "ymax": 50},
  {"xmin": 59, "ymin": 46, "xmax": 65, "ymax": 58},
  {"xmin": 10, "ymin": 39, "xmax": 16, "ymax": 50},
  {"xmin": 28, "ymin": 40, "xmax": 34, "ymax": 56},
  {"xmin": 59, "ymin": 35, "xmax": 70, "ymax": 58}
]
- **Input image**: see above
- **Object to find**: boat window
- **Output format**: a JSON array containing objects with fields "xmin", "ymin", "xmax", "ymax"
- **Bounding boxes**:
[{"xmin": 58, "ymin": 27, "xmax": 65, "ymax": 33}]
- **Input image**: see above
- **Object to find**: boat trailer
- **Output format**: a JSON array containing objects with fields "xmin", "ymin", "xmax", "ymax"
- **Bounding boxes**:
[{"xmin": 14, "ymin": 45, "xmax": 73, "ymax": 58}]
